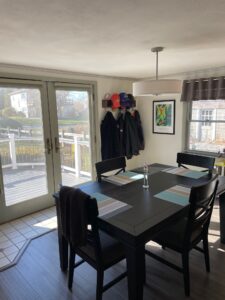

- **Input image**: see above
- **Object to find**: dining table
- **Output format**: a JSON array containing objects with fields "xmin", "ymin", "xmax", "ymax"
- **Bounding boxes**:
[{"xmin": 54, "ymin": 163, "xmax": 225, "ymax": 300}]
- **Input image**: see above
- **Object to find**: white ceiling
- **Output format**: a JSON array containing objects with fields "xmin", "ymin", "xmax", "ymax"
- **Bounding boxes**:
[{"xmin": 0, "ymin": 0, "xmax": 225, "ymax": 79}]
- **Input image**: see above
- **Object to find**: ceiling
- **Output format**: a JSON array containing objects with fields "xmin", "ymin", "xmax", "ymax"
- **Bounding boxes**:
[{"xmin": 0, "ymin": 0, "xmax": 225, "ymax": 79}]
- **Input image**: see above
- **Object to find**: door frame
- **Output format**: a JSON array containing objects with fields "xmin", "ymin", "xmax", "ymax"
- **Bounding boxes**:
[{"xmin": 0, "ymin": 75, "xmax": 98, "ymax": 223}]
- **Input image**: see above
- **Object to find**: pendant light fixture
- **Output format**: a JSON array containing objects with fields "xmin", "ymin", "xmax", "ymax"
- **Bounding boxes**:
[{"xmin": 132, "ymin": 47, "xmax": 182, "ymax": 96}]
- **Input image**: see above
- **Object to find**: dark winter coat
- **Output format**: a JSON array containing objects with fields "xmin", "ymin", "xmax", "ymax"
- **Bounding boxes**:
[
  {"xmin": 101, "ymin": 111, "xmax": 120, "ymax": 160},
  {"xmin": 124, "ymin": 111, "xmax": 140, "ymax": 159},
  {"xmin": 117, "ymin": 111, "xmax": 125, "ymax": 156},
  {"xmin": 133, "ymin": 110, "xmax": 145, "ymax": 150}
]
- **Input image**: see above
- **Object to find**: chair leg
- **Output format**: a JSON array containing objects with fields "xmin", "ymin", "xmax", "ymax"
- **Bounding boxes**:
[
  {"xmin": 182, "ymin": 252, "xmax": 190, "ymax": 297},
  {"xmin": 143, "ymin": 253, "xmax": 146, "ymax": 284},
  {"xmin": 68, "ymin": 246, "xmax": 76, "ymax": 290},
  {"xmin": 203, "ymin": 236, "xmax": 210, "ymax": 272},
  {"xmin": 96, "ymin": 269, "xmax": 104, "ymax": 300}
]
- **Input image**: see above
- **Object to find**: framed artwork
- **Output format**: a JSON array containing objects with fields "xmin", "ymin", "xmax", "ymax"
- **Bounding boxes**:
[{"xmin": 153, "ymin": 100, "xmax": 175, "ymax": 134}]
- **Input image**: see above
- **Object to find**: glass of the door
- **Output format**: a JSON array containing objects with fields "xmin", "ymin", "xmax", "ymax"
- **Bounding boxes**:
[
  {"xmin": 55, "ymin": 89, "xmax": 92, "ymax": 186},
  {"xmin": 0, "ymin": 87, "xmax": 48, "ymax": 206}
]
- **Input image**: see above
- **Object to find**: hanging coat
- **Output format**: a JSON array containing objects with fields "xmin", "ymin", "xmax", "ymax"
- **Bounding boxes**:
[
  {"xmin": 117, "ymin": 111, "xmax": 125, "ymax": 156},
  {"xmin": 100, "ymin": 111, "xmax": 120, "ymax": 160},
  {"xmin": 133, "ymin": 110, "xmax": 145, "ymax": 150},
  {"xmin": 124, "ymin": 111, "xmax": 140, "ymax": 159}
]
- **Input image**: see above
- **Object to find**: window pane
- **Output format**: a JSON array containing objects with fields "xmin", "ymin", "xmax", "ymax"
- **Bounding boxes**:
[
  {"xmin": 55, "ymin": 90, "xmax": 91, "ymax": 187},
  {"xmin": 191, "ymin": 100, "xmax": 225, "ymax": 121},
  {"xmin": 189, "ymin": 121, "xmax": 225, "ymax": 153},
  {"xmin": 0, "ymin": 87, "xmax": 48, "ymax": 206},
  {"xmin": 188, "ymin": 100, "xmax": 225, "ymax": 153}
]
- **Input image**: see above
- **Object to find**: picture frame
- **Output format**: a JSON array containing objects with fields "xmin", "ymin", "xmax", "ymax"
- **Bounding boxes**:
[{"xmin": 153, "ymin": 100, "xmax": 175, "ymax": 134}]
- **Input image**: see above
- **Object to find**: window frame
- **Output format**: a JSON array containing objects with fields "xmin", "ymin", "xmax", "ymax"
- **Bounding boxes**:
[{"xmin": 185, "ymin": 100, "xmax": 225, "ymax": 156}]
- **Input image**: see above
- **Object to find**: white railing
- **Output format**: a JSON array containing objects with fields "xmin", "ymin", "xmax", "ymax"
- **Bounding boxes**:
[
  {"xmin": 0, "ymin": 130, "xmax": 91, "ymax": 178},
  {"xmin": 59, "ymin": 131, "xmax": 91, "ymax": 177}
]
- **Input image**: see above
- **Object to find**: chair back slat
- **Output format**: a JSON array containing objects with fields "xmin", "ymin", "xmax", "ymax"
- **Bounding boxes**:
[
  {"xmin": 177, "ymin": 152, "xmax": 215, "ymax": 174},
  {"xmin": 184, "ymin": 176, "xmax": 218, "ymax": 246},
  {"xmin": 95, "ymin": 156, "xmax": 126, "ymax": 182}
]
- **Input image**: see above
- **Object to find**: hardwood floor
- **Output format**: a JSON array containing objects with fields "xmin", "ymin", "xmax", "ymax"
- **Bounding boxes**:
[{"xmin": 0, "ymin": 199, "xmax": 225, "ymax": 300}]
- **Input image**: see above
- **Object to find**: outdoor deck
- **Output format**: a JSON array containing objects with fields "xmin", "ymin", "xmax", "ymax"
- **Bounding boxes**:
[{"xmin": 2, "ymin": 167, "xmax": 90, "ymax": 206}]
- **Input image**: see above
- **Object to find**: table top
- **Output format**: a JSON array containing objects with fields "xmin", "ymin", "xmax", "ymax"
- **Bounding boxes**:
[{"xmin": 75, "ymin": 163, "xmax": 224, "ymax": 246}]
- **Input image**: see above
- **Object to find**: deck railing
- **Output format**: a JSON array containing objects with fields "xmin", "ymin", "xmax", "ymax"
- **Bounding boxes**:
[{"xmin": 0, "ymin": 129, "xmax": 91, "ymax": 178}]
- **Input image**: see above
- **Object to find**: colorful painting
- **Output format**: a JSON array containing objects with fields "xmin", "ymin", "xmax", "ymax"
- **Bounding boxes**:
[{"xmin": 153, "ymin": 100, "xmax": 175, "ymax": 134}]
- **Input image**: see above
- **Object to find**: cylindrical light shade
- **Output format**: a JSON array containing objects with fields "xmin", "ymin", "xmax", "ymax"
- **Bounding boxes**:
[{"xmin": 133, "ymin": 79, "xmax": 182, "ymax": 96}]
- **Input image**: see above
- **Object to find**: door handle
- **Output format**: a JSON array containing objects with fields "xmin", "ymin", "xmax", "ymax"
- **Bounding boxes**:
[
  {"xmin": 45, "ymin": 138, "xmax": 52, "ymax": 154},
  {"xmin": 54, "ymin": 137, "xmax": 61, "ymax": 153}
]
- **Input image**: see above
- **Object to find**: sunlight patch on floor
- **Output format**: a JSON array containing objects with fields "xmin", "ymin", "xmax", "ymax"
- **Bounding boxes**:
[{"xmin": 0, "ymin": 206, "xmax": 57, "ymax": 270}]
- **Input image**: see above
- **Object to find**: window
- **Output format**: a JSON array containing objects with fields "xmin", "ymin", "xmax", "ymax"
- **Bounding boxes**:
[
  {"xmin": 187, "ymin": 100, "xmax": 225, "ymax": 154},
  {"xmin": 201, "ymin": 110, "xmax": 213, "ymax": 126}
]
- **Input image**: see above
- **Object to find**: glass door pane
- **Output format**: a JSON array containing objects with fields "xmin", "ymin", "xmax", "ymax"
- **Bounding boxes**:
[
  {"xmin": 0, "ymin": 83, "xmax": 54, "ymax": 223},
  {"xmin": 55, "ymin": 89, "xmax": 92, "ymax": 186}
]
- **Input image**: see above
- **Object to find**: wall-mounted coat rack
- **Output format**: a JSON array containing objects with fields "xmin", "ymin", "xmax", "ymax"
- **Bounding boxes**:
[{"xmin": 102, "ymin": 92, "xmax": 136, "ymax": 109}]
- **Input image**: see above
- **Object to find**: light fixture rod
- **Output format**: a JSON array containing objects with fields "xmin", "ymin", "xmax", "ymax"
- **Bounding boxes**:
[
  {"xmin": 156, "ymin": 50, "xmax": 158, "ymax": 80},
  {"xmin": 151, "ymin": 46, "xmax": 164, "ymax": 81}
]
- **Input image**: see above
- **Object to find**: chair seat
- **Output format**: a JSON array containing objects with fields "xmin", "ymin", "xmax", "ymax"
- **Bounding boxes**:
[
  {"xmin": 79, "ymin": 230, "xmax": 125, "ymax": 268},
  {"xmin": 153, "ymin": 218, "xmax": 202, "ymax": 251}
]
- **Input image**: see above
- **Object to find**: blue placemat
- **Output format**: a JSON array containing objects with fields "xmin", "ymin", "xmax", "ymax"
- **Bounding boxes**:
[
  {"xmin": 181, "ymin": 170, "xmax": 206, "ymax": 179},
  {"xmin": 119, "ymin": 171, "xmax": 144, "ymax": 180},
  {"xmin": 104, "ymin": 171, "xmax": 144, "ymax": 185},
  {"xmin": 90, "ymin": 192, "xmax": 110, "ymax": 202},
  {"xmin": 89, "ymin": 192, "xmax": 132, "ymax": 218},
  {"xmin": 154, "ymin": 185, "xmax": 190, "ymax": 206}
]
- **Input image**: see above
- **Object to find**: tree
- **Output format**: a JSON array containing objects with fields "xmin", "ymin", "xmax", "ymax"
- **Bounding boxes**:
[{"xmin": 1, "ymin": 106, "xmax": 18, "ymax": 117}]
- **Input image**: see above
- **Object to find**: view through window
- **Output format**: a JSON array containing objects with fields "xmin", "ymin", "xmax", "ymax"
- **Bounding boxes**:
[
  {"xmin": 188, "ymin": 100, "xmax": 225, "ymax": 153},
  {"xmin": 0, "ymin": 87, "xmax": 48, "ymax": 206},
  {"xmin": 55, "ymin": 89, "xmax": 92, "ymax": 186}
]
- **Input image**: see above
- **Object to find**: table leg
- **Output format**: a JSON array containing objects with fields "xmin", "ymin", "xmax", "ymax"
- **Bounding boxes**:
[
  {"xmin": 219, "ymin": 192, "xmax": 225, "ymax": 244},
  {"xmin": 125, "ymin": 244, "xmax": 145, "ymax": 300}
]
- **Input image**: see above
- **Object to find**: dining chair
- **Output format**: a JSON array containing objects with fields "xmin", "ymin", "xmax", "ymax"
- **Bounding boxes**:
[
  {"xmin": 95, "ymin": 156, "xmax": 126, "ymax": 182},
  {"xmin": 145, "ymin": 175, "xmax": 219, "ymax": 296},
  {"xmin": 177, "ymin": 152, "xmax": 215, "ymax": 175},
  {"xmin": 57, "ymin": 186, "xmax": 127, "ymax": 300}
]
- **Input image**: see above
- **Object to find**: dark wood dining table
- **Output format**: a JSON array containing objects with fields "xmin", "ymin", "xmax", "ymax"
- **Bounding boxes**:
[{"xmin": 54, "ymin": 163, "xmax": 225, "ymax": 300}]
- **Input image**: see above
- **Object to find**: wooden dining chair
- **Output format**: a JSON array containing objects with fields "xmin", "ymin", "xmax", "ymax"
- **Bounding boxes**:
[
  {"xmin": 58, "ymin": 186, "xmax": 127, "ymax": 300},
  {"xmin": 95, "ymin": 156, "xmax": 126, "ymax": 182},
  {"xmin": 177, "ymin": 152, "xmax": 215, "ymax": 175},
  {"xmin": 145, "ymin": 175, "xmax": 219, "ymax": 296}
]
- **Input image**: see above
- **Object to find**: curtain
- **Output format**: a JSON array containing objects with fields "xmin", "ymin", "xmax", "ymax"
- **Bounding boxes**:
[{"xmin": 181, "ymin": 76, "xmax": 225, "ymax": 101}]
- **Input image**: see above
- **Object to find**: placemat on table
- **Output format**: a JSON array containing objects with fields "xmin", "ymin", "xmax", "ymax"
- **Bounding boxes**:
[
  {"xmin": 90, "ymin": 192, "xmax": 132, "ymax": 218},
  {"xmin": 103, "ymin": 171, "xmax": 144, "ymax": 185},
  {"xmin": 154, "ymin": 185, "xmax": 191, "ymax": 206},
  {"xmin": 162, "ymin": 167, "xmax": 207, "ymax": 179}
]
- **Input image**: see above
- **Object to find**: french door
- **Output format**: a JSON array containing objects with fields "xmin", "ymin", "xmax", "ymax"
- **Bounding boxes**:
[
  {"xmin": 48, "ymin": 82, "xmax": 95, "ymax": 190},
  {"xmin": 0, "ymin": 79, "xmax": 96, "ymax": 223}
]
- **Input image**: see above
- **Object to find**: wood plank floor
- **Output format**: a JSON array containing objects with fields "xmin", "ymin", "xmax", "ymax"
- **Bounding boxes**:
[{"xmin": 0, "ymin": 199, "xmax": 225, "ymax": 300}]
